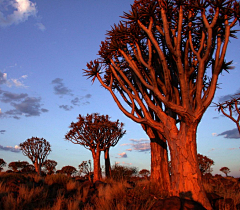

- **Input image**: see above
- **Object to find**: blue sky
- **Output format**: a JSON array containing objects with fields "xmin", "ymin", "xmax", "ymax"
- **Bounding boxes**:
[{"xmin": 0, "ymin": 0, "xmax": 239, "ymax": 177}]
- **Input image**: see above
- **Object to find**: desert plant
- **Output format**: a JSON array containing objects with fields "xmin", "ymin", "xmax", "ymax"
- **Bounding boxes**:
[
  {"xmin": 61, "ymin": 165, "xmax": 77, "ymax": 177},
  {"xmin": 198, "ymin": 154, "xmax": 214, "ymax": 175},
  {"xmin": 65, "ymin": 113, "xmax": 125, "ymax": 181},
  {"xmin": 84, "ymin": 0, "xmax": 240, "ymax": 208},
  {"xmin": 20, "ymin": 137, "xmax": 51, "ymax": 176},
  {"xmin": 8, "ymin": 161, "xmax": 29, "ymax": 172},
  {"xmin": 220, "ymin": 167, "xmax": 231, "ymax": 177},
  {"xmin": 111, "ymin": 164, "xmax": 138, "ymax": 181},
  {"xmin": 0, "ymin": 159, "xmax": 6, "ymax": 172},
  {"xmin": 43, "ymin": 159, "xmax": 57, "ymax": 175}
]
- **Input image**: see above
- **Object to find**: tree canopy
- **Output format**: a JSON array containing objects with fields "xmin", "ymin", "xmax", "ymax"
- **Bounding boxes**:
[
  {"xmin": 84, "ymin": 0, "xmax": 240, "ymax": 208},
  {"xmin": 65, "ymin": 113, "xmax": 125, "ymax": 181},
  {"xmin": 20, "ymin": 137, "xmax": 51, "ymax": 176}
]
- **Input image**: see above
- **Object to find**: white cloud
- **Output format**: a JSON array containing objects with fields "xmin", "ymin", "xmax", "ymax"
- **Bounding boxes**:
[
  {"xmin": 0, "ymin": 71, "xmax": 27, "ymax": 88},
  {"xmin": 14, "ymin": 145, "xmax": 20, "ymax": 149},
  {"xmin": 118, "ymin": 152, "xmax": 127, "ymax": 158},
  {"xmin": 35, "ymin": 22, "xmax": 46, "ymax": 31},
  {"xmin": 0, "ymin": 0, "xmax": 37, "ymax": 27}
]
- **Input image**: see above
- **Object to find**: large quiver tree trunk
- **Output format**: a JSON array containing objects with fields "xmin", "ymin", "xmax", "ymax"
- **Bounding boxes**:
[{"xmin": 167, "ymin": 123, "xmax": 212, "ymax": 209}]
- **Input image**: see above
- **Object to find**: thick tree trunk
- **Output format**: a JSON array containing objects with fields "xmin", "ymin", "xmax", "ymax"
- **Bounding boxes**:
[
  {"xmin": 92, "ymin": 150, "xmax": 101, "ymax": 182},
  {"xmin": 104, "ymin": 148, "xmax": 111, "ymax": 178},
  {"xmin": 150, "ymin": 139, "xmax": 171, "ymax": 192},
  {"xmin": 34, "ymin": 162, "xmax": 41, "ymax": 176},
  {"xmin": 168, "ymin": 123, "xmax": 212, "ymax": 210},
  {"xmin": 144, "ymin": 126, "xmax": 171, "ymax": 192}
]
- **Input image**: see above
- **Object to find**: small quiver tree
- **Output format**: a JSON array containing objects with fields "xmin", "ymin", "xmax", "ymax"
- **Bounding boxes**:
[
  {"xmin": 79, "ymin": 160, "xmax": 92, "ymax": 181},
  {"xmin": 0, "ymin": 158, "xmax": 6, "ymax": 172},
  {"xmin": 139, "ymin": 169, "xmax": 150, "ymax": 178},
  {"xmin": 43, "ymin": 159, "xmax": 57, "ymax": 175},
  {"xmin": 197, "ymin": 154, "xmax": 214, "ymax": 176},
  {"xmin": 215, "ymin": 94, "xmax": 240, "ymax": 134},
  {"xmin": 8, "ymin": 161, "xmax": 29, "ymax": 172},
  {"xmin": 220, "ymin": 166, "xmax": 231, "ymax": 177},
  {"xmin": 65, "ymin": 113, "xmax": 125, "ymax": 182},
  {"xmin": 61, "ymin": 165, "xmax": 77, "ymax": 177},
  {"xmin": 20, "ymin": 137, "xmax": 51, "ymax": 176}
]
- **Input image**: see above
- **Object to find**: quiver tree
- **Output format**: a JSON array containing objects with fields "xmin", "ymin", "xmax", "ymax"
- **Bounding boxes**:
[
  {"xmin": 8, "ymin": 161, "xmax": 29, "ymax": 172},
  {"xmin": 83, "ymin": 0, "xmax": 240, "ymax": 208},
  {"xmin": 20, "ymin": 137, "xmax": 51, "ymax": 176},
  {"xmin": 79, "ymin": 160, "xmax": 92, "ymax": 181},
  {"xmin": 215, "ymin": 94, "xmax": 240, "ymax": 133},
  {"xmin": 43, "ymin": 159, "xmax": 57, "ymax": 175},
  {"xmin": 65, "ymin": 113, "xmax": 125, "ymax": 182},
  {"xmin": 197, "ymin": 154, "xmax": 214, "ymax": 175},
  {"xmin": 61, "ymin": 165, "xmax": 77, "ymax": 177},
  {"xmin": 220, "ymin": 166, "xmax": 231, "ymax": 177},
  {"xmin": 101, "ymin": 118, "xmax": 126, "ymax": 178},
  {"xmin": 0, "ymin": 158, "xmax": 6, "ymax": 172}
]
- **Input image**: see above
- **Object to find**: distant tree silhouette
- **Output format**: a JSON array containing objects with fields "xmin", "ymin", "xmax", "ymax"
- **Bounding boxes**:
[
  {"xmin": 20, "ymin": 137, "xmax": 51, "ymax": 176},
  {"xmin": 79, "ymin": 160, "xmax": 92, "ymax": 180},
  {"xmin": 111, "ymin": 163, "xmax": 138, "ymax": 181},
  {"xmin": 43, "ymin": 159, "xmax": 57, "ymax": 175},
  {"xmin": 84, "ymin": 0, "xmax": 240, "ymax": 208},
  {"xmin": 8, "ymin": 161, "xmax": 29, "ymax": 172},
  {"xmin": 21, "ymin": 164, "xmax": 36, "ymax": 173},
  {"xmin": 65, "ymin": 113, "xmax": 125, "ymax": 181},
  {"xmin": 220, "ymin": 167, "xmax": 231, "ymax": 177},
  {"xmin": 61, "ymin": 165, "xmax": 77, "ymax": 177},
  {"xmin": 0, "ymin": 158, "xmax": 6, "ymax": 172},
  {"xmin": 139, "ymin": 169, "xmax": 150, "ymax": 178},
  {"xmin": 215, "ymin": 94, "xmax": 240, "ymax": 134},
  {"xmin": 198, "ymin": 154, "xmax": 214, "ymax": 175}
]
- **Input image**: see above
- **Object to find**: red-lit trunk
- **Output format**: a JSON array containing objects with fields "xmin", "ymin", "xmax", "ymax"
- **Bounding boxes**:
[
  {"xmin": 150, "ymin": 140, "xmax": 171, "ymax": 192},
  {"xmin": 34, "ymin": 162, "xmax": 41, "ymax": 176},
  {"xmin": 92, "ymin": 149, "xmax": 101, "ymax": 182},
  {"xmin": 168, "ymin": 123, "xmax": 212, "ymax": 210},
  {"xmin": 104, "ymin": 148, "xmax": 111, "ymax": 178}
]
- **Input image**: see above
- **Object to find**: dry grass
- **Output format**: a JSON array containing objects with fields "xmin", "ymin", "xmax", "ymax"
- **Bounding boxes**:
[{"xmin": 0, "ymin": 172, "xmax": 239, "ymax": 210}]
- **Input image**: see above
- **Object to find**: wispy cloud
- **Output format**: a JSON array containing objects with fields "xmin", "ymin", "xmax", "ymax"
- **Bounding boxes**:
[
  {"xmin": 0, "ymin": 90, "xmax": 48, "ymax": 119},
  {"xmin": 0, "ymin": 130, "xmax": 6, "ymax": 134},
  {"xmin": 121, "ymin": 139, "xmax": 150, "ymax": 152},
  {"xmin": 228, "ymin": 147, "xmax": 240, "ymax": 150},
  {"xmin": 218, "ymin": 88, "xmax": 240, "ymax": 103},
  {"xmin": 218, "ymin": 128, "xmax": 240, "ymax": 139},
  {"xmin": 35, "ymin": 22, "xmax": 46, "ymax": 31},
  {"xmin": 51, "ymin": 78, "xmax": 73, "ymax": 96},
  {"xmin": 0, "ymin": 144, "xmax": 20, "ymax": 153},
  {"xmin": 0, "ymin": 0, "xmax": 37, "ymax": 27},
  {"xmin": 51, "ymin": 78, "xmax": 91, "ymax": 111},
  {"xmin": 118, "ymin": 152, "xmax": 127, "ymax": 158},
  {"xmin": 0, "ymin": 71, "xmax": 27, "ymax": 88},
  {"xmin": 59, "ymin": 105, "xmax": 73, "ymax": 111}
]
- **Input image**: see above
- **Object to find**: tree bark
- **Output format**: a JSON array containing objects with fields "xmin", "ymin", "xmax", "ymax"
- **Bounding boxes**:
[
  {"xmin": 34, "ymin": 162, "xmax": 41, "ymax": 176},
  {"xmin": 150, "ymin": 139, "xmax": 171, "ymax": 193},
  {"xmin": 104, "ymin": 148, "xmax": 111, "ymax": 178},
  {"xmin": 144, "ymin": 126, "xmax": 171, "ymax": 192},
  {"xmin": 168, "ymin": 123, "xmax": 212, "ymax": 210},
  {"xmin": 92, "ymin": 150, "xmax": 101, "ymax": 182}
]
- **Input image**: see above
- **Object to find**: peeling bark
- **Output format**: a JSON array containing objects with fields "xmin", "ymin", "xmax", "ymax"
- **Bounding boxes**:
[
  {"xmin": 168, "ymin": 124, "xmax": 212, "ymax": 210},
  {"xmin": 150, "ymin": 140, "xmax": 171, "ymax": 192}
]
